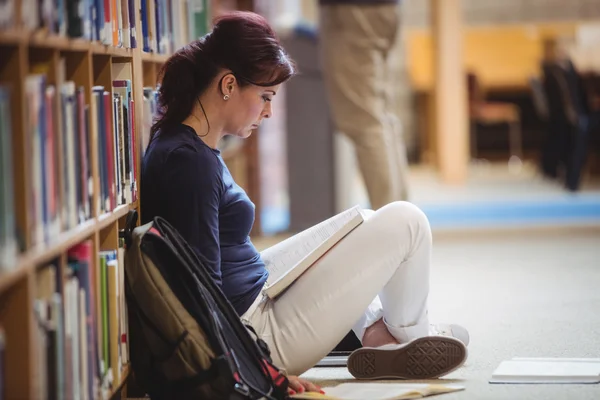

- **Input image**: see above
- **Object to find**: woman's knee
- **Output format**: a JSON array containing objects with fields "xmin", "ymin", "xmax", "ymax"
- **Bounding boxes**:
[{"xmin": 378, "ymin": 201, "xmax": 431, "ymax": 232}]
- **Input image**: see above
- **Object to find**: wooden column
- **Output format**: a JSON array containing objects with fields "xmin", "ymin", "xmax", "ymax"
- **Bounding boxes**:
[{"xmin": 431, "ymin": 0, "xmax": 468, "ymax": 184}]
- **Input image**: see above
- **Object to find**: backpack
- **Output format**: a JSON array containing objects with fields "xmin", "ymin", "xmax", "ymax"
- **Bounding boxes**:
[{"xmin": 121, "ymin": 210, "xmax": 290, "ymax": 399}]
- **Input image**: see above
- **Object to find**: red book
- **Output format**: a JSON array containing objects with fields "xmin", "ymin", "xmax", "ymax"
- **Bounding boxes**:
[
  {"xmin": 44, "ymin": 87, "xmax": 57, "ymax": 231},
  {"xmin": 67, "ymin": 241, "xmax": 98, "ymax": 400}
]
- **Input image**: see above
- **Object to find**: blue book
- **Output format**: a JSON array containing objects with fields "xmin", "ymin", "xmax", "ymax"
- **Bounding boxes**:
[
  {"xmin": 128, "ymin": 0, "xmax": 137, "ymax": 48},
  {"xmin": 141, "ymin": 0, "xmax": 150, "ymax": 52}
]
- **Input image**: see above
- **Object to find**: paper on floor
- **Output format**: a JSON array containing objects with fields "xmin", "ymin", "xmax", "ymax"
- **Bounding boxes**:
[
  {"xmin": 490, "ymin": 357, "xmax": 600, "ymax": 384},
  {"xmin": 291, "ymin": 382, "xmax": 465, "ymax": 400}
]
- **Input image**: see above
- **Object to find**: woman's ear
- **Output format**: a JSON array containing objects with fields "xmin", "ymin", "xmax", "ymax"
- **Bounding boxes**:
[{"xmin": 220, "ymin": 73, "xmax": 237, "ymax": 97}]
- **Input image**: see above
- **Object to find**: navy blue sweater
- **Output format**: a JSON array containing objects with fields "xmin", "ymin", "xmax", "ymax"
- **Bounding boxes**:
[{"xmin": 141, "ymin": 124, "xmax": 268, "ymax": 315}]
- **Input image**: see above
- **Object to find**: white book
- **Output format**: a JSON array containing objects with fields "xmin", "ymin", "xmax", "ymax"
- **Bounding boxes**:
[
  {"xmin": 25, "ymin": 75, "xmax": 45, "ymax": 246},
  {"xmin": 292, "ymin": 383, "xmax": 465, "ymax": 400},
  {"xmin": 262, "ymin": 205, "xmax": 365, "ymax": 299},
  {"xmin": 490, "ymin": 358, "xmax": 600, "ymax": 384}
]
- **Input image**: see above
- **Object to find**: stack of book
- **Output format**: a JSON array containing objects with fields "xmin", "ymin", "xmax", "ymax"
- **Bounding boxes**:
[
  {"xmin": 33, "ymin": 241, "xmax": 129, "ymax": 400},
  {"xmin": 93, "ymin": 78, "xmax": 138, "ymax": 214},
  {"xmin": 141, "ymin": 0, "xmax": 211, "ymax": 54}
]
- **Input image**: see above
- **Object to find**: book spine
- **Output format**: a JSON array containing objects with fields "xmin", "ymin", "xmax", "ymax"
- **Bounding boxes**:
[
  {"xmin": 128, "ymin": 0, "xmax": 137, "ymax": 48},
  {"xmin": 0, "ymin": 86, "xmax": 16, "ymax": 270},
  {"xmin": 0, "ymin": 326, "xmax": 4, "ymax": 400}
]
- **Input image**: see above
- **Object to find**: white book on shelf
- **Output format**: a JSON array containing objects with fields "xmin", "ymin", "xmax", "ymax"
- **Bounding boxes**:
[
  {"xmin": 25, "ymin": 75, "xmax": 45, "ymax": 246},
  {"xmin": 490, "ymin": 357, "xmax": 600, "ymax": 384},
  {"xmin": 262, "ymin": 205, "xmax": 365, "ymax": 299}
]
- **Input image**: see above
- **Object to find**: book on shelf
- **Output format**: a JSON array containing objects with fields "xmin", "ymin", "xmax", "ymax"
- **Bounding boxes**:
[
  {"xmin": 27, "ymin": 242, "xmax": 129, "ymax": 400},
  {"xmin": 0, "ymin": 85, "xmax": 17, "ymax": 270},
  {"xmin": 489, "ymin": 357, "xmax": 600, "ymax": 384},
  {"xmin": 91, "ymin": 80, "xmax": 137, "ymax": 215},
  {"xmin": 262, "ymin": 205, "xmax": 365, "ymax": 299},
  {"xmin": 33, "ymin": 263, "xmax": 65, "ymax": 400},
  {"xmin": 0, "ymin": 0, "xmax": 15, "ymax": 29},
  {"xmin": 68, "ymin": 241, "xmax": 98, "ymax": 400},
  {"xmin": 0, "ymin": 0, "xmax": 136, "ymax": 47},
  {"xmin": 139, "ymin": 0, "xmax": 211, "ymax": 54},
  {"xmin": 142, "ymin": 86, "xmax": 159, "ymax": 156},
  {"xmin": 98, "ymin": 247, "xmax": 128, "ymax": 392},
  {"xmin": 0, "ymin": 325, "xmax": 5, "ymax": 400},
  {"xmin": 112, "ymin": 79, "xmax": 135, "ymax": 206},
  {"xmin": 18, "ymin": 69, "xmax": 94, "ymax": 246}
]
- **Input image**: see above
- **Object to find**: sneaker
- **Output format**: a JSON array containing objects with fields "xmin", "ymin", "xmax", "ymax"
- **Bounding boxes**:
[
  {"xmin": 347, "ymin": 336, "xmax": 467, "ymax": 380},
  {"xmin": 429, "ymin": 323, "xmax": 470, "ymax": 346}
]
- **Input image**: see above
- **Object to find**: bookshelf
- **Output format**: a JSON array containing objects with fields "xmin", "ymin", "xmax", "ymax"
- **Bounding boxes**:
[
  {"xmin": 0, "ymin": 0, "xmax": 261, "ymax": 398},
  {"xmin": 0, "ymin": 0, "xmax": 219, "ymax": 398},
  {"xmin": 0, "ymin": 31, "xmax": 142, "ymax": 400}
]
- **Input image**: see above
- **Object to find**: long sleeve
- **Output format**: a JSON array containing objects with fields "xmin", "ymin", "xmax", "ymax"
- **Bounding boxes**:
[{"xmin": 162, "ymin": 145, "xmax": 223, "ymax": 285}]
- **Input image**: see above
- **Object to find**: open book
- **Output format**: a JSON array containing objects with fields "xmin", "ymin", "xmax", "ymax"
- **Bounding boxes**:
[
  {"xmin": 489, "ymin": 357, "xmax": 600, "ymax": 384},
  {"xmin": 262, "ymin": 205, "xmax": 365, "ymax": 299},
  {"xmin": 290, "ymin": 383, "xmax": 465, "ymax": 400}
]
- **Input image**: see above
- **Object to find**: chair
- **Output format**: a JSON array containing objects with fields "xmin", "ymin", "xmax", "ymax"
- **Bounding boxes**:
[{"xmin": 467, "ymin": 72, "xmax": 523, "ymax": 163}]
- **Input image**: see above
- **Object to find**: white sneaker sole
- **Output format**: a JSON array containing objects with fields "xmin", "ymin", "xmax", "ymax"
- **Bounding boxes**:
[{"xmin": 347, "ymin": 336, "xmax": 468, "ymax": 380}]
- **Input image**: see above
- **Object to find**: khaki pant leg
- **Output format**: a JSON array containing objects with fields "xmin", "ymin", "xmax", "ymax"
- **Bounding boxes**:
[{"xmin": 320, "ymin": 4, "xmax": 405, "ymax": 209}]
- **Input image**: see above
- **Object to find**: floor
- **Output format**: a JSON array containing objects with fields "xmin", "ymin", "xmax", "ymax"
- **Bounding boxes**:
[
  {"xmin": 297, "ymin": 229, "xmax": 600, "ymax": 399},
  {"xmin": 253, "ymin": 161, "xmax": 600, "ymax": 399}
]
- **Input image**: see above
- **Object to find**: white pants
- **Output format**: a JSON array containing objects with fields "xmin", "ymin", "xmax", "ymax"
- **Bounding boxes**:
[{"xmin": 242, "ymin": 202, "xmax": 431, "ymax": 375}]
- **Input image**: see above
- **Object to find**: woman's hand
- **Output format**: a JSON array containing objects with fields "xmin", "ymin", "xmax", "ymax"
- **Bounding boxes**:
[{"xmin": 287, "ymin": 375, "xmax": 325, "ymax": 395}]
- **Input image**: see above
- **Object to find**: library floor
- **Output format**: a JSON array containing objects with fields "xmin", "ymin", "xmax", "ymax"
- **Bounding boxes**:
[
  {"xmin": 292, "ymin": 228, "xmax": 600, "ymax": 399},
  {"xmin": 253, "ymin": 160, "xmax": 600, "ymax": 399}
]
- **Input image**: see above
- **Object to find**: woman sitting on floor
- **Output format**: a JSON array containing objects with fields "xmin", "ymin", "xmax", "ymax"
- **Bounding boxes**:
[{"xmin": 141, "ymin": 11, "xmax": 470, "ymax": 395}]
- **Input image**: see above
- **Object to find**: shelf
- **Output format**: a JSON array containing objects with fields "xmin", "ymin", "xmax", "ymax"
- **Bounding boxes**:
[
  {"xmin": 0, "ymin": 261, "xmax": 31, "ymax": 294},
  {"xmin": 0, "ymin": 29, "xmax": 135, "ymax": 56},
  {"xmin": 91, "ymin": 43, "xmax": 134, "ymax": 57},
  {"xmin": 0, "ymin": 29, "xmax": 25, "ymax": 46},
  {"xmin": 141, "ymin": 51, "xmax": 170, "ymax": 63},
  {"xmin": 109, "ymin": 364, "xmax": 130, "ymax": 400},
  {"xmin": 0, "ymin": 203, "xmax": 137, "ymax": 294}
]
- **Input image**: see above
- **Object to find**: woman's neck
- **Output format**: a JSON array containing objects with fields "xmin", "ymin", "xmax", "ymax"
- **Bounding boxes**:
[{"xmin": 182, "ymin": 95, "xmax": 225, "ymax": 149}]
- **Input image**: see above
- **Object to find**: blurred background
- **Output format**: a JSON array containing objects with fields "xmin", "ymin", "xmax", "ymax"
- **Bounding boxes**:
[{"xmin": 235, "ymin": 0, "xmax": 600, "ymax": 237}]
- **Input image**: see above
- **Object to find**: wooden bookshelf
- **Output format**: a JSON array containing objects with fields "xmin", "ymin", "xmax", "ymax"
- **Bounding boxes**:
[
  {"xmin": 0, "ymin": 0, "xmax": 152, "ymax": 398},
  {"xmin": 0, "ymin": 1, "xmax": 258, "ymax": 399}
]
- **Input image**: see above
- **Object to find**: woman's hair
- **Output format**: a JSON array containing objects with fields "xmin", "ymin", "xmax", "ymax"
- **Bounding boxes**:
[{"xmin": 150, "ymin": 11, "xmax": 297, "ymax": 139}]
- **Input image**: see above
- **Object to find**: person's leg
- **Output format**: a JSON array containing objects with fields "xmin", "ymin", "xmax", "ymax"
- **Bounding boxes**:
[
  {"xmin": 246, "ymin": 202, "xmax": 434, "ymax": 375},
  {"xmin": 319, "ymin": 4, "xmax": 403, "ymax": 209},
  {"xmin": 566, "ymin": 116, "xmax": 590, "ymax": 191},
  {"xmin": 383, "ymin": 7, "xmax": 410, "ymax": 201}
]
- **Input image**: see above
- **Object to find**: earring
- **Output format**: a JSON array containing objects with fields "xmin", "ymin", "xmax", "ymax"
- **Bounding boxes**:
[{"xmin": 223, "ymin": 94, "xmax": 230, "ymax": 101}]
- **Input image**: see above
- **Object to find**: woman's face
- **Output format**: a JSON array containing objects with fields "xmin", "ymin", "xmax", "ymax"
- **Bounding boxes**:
[{"xmin": 222, "ymin": 75, "xmax": 280, "ymax": 139}]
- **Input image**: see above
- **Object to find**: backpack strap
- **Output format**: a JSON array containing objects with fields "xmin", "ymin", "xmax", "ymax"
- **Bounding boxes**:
[{"xmin": 121, "ymin": 210, "xmax": 139, "ymax": 249}]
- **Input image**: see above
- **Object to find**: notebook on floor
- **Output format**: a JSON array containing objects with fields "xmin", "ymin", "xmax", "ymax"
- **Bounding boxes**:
[
  {"xmin": 291, "ymin": 383, "xmax": 465, "ymax": 400},
  {"xmin": 315, "ymin": 351, "xmax": 350, "ymax": 367},
  {"xmin": 489, "ymin": 357, "xmax": 600, "ymax": 384}
]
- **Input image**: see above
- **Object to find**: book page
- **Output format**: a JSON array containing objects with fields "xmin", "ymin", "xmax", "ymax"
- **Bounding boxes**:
[
  {"xmin": 291, "ymin": 383, "xmax": 464, "ymax": 400},
  {"xmin": 263, "ymin": 206, "xmax": 363, "ymax": 286}
]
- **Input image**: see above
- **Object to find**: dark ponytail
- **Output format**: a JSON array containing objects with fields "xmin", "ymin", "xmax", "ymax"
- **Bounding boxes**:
[{"xmin": 150, "ymin": 11, "xmax": 297, "ymax": 141}]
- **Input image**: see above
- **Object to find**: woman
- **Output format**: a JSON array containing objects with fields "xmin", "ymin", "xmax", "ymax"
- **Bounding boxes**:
[{"xmin": 141, "ymin": 11, "xmax": 469, "ymax": 395}]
